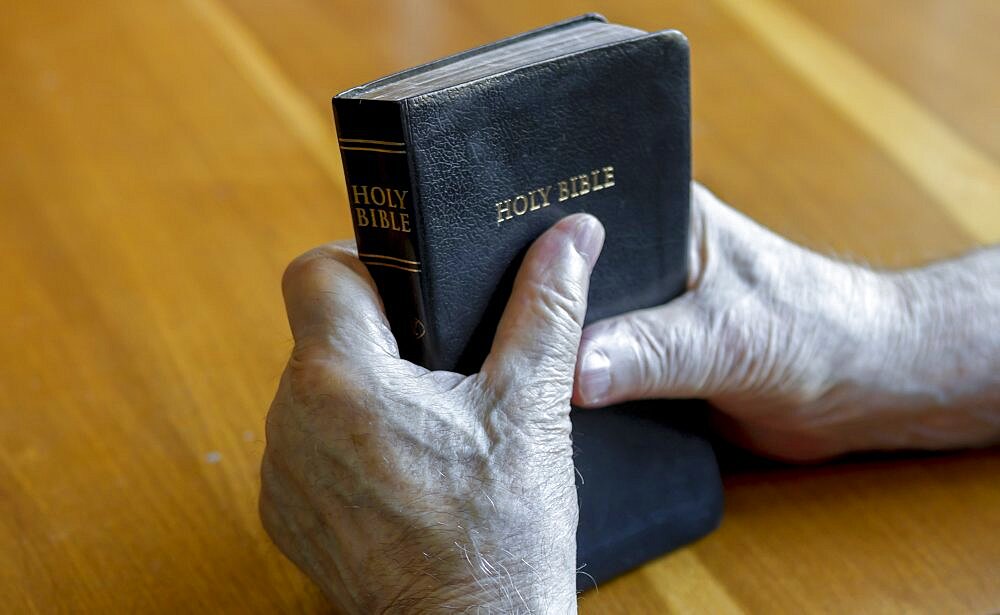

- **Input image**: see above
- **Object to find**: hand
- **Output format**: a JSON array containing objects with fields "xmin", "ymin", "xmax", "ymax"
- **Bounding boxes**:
[
  {"xmin": 573, "ymin": 183, "xmax": 1000, "ymax": 461},
  {"xmin": 260, "ymin": 214, "xmax": 604, "ymax": 613}
]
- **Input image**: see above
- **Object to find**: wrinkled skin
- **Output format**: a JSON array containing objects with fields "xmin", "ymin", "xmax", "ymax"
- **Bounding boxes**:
[
  {"xmin": 262, "ymin": 183, "xmax": 1000, "ymax": 611},
  {"xmin": 261, "ymin": 215, "xmax": 603, "ymax": 613},
  {"xmin": 574, "ymin": 183, "xmax": 1000, "ymax": 460}
]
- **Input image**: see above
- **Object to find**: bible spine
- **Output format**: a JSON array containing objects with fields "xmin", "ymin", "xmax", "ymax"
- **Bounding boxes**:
[{"xmin": 332, "ymin": 98, "xmax": 431, "ymax": 366}]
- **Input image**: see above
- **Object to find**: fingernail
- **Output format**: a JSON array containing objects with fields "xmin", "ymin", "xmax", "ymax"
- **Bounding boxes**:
[
  {"xmin": 571, "ymin": 216, "xmax": 605, "ymax": 267},
  {"xmin": 577, "ymin": 347, "xmax": 611, "ymax": 405}
]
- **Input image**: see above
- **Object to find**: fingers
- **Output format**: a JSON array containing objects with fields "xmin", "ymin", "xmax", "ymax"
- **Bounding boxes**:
[
  {"xmin": 572, "ymin": 296, "xmax": 718, "ymax": 406},
  {"xmin": 573, "ymin": 182, "xmax": 728, "ymax": 407},
  {"xmin": 281, "ymin": 241, "xmax": 398, "ymax": 362},
  {"xmin": 484, "ymin": 214, "xmax": 605, "ymax": 391}
]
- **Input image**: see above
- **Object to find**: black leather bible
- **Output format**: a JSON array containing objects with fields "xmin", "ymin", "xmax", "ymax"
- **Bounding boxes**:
[{"xmin": 332, "ymin": 14, "xmax": 722, "ymax": 589}]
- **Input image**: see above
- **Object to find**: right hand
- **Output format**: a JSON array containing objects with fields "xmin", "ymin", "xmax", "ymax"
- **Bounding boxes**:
[
  {"xmin": 261, "ymin": 214, "xmax": 605, "ymax": 613},
  {"xmin": 573, "ymin": 183, "xmax": 998, "ymax": 461}
]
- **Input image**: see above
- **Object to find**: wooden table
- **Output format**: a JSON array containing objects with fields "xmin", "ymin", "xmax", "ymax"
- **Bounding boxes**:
[{"xmin": 3, "ymin": 1, "xmax": 998, "ymax": 612}]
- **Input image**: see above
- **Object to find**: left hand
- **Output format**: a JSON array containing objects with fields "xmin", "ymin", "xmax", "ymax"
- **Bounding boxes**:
[
  {"xmin": 260, "ymin": 214, "xmax": 604, "ymax": 613},
  {"xmin": 572, "ymin": 183, "xmax": 998, "ymax": 461}
]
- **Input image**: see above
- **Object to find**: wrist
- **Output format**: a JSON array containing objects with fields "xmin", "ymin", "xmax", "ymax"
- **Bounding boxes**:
[
  {"xmin": 831, "ymin": 259, "xmax": 1000, "ymax": 452},
  {"xmin": 880, "ymin": 265, "xmax": 975, "ymax": 408},
  {"xmin": 891, "ymin": 259, "xmax": 1000, "ymax": 427},
  {"xmin": 801, "ymin": 262, "xmax": 912, "ymax": 453}
]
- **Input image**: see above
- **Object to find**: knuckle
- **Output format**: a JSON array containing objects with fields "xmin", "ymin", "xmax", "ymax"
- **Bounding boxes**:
[
  {"xmin": 626, "ymin": 317, "xmax": 671, "ymax": 394},
  {"xmin": 281, "ymin": 244, "xmax": 359, "ymax": 296},
  {"xmin": 281, "ymin": 248, "xmax": 326, "ymax": 294},
  {"xmin": 529, "ymin": 276, "xmax": 586, "ymax": 329},
  {"xmin": 289, "ymin": 334, "xmax": 348, "ymax": 369},
  {"xmin": 263, "ymin": 398, "xmax": 289, "ymax": 447},
  {"xmin": 327, "ymin": 238, "xmax": 357, "ymax": 255},
  {"xmin": 620, "ymin": 307, "xmax": 714, "ymax": 395},
  {"xmin": 282, "ymin": 355, "xmax": 377, "ymax": 427},
  {"xmin": 289, "ymin": 337, "xmax": 336, "ymax": 366}
]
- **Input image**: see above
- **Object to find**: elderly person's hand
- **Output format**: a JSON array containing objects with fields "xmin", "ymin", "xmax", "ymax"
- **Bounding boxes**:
[
  {"xmin": 260, "ymin": 214, "xmax": 604, "ymax": 613},
  {"xmin": 574, "ymin": 183, "xmax": 1000, "ymax": 461}
]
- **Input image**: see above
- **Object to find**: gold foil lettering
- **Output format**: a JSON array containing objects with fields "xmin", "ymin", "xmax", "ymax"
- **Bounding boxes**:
[
  {"xmin": 558, "ymin": 181, "xmax": 570, "ymax": 202},
  {"xmin": 603, "ymin": 166, "xmax": 615, "ymax": 188},
  {"xmin": 351, "ymin": 184, "xmax": 369, "ymax": 205},
  {"xmin": 512, "ymin": 195, "xmax": 529, "ymax": 215},
  {"xmin": 491, "ymin": 165, "xmax": 617, "ymax": 225},
  {"xmin": 537, "ymin": 185, "xmax": 552, "ymax": 207},
  {"xmin": 370, "ymin": 187, "xmax": 386, "ymax": 206},
  {"xmin": 590, "ymin": 170, "xmax": 603, "ymax": 191},
  {"xmin": 350, "ymin": 184, "xmax": 411, "ymax": 233},
  {"xmin": 496, "ymin": 199, "xmax": 513, "ymax": 223}
]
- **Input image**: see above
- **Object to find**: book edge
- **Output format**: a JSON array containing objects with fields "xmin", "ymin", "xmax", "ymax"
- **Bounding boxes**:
[
  {"xmin": 404, "ymin": 29, "xmax": 688, "ymax": 104},
  {"xmin": 335, "ymin": 13, "xmax": 608, "ymax": 99},
  {"xmin": 397, "ymin": 97, "xmax": 439, "ymax": 369}
]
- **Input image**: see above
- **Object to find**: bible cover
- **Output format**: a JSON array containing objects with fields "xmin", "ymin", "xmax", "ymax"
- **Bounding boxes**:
[{"xmin": 332, "ymin": 14, "xmax": 722, "ymax": 589}]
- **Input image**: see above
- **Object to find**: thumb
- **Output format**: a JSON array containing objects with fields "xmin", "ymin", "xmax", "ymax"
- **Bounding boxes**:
[
  {"xmin": 572, "ymin": 296, "xmax": 721, "ymax": 406},
  {"xmin": 483, "ymin": 214, "xmax": 605, "ymax": 392}
]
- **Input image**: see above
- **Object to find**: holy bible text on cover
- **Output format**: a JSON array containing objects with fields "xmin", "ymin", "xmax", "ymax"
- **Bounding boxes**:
[{"xmin": 332, "ymin": 14, "xmax": 722, "ymax": 588}]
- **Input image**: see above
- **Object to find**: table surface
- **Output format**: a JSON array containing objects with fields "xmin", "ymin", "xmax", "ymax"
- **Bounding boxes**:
[{"xmin": 3, "ymin": 1, "xmax": 998, "ymax": 612}]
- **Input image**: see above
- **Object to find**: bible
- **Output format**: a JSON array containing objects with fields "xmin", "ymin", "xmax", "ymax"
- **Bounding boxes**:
[{"xmin": 332, "ymin": 14, "xmax": 722, "ymax": 588}]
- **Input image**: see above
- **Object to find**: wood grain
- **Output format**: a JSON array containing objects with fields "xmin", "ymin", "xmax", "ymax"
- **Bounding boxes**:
[
  {"xmin": 1, "ymin": 0, "xmax": 997, "ymax": 612},
  {"xmin": 716, "ymin": 0, "xmax": 1000, "ymax": 243}
]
